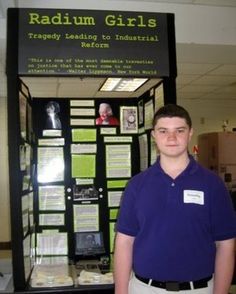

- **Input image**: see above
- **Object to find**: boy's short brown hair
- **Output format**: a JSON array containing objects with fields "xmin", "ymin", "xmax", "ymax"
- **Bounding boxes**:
[{"xmin": 152, "ymin": 104, "xmax": 192, "ymax": 129}]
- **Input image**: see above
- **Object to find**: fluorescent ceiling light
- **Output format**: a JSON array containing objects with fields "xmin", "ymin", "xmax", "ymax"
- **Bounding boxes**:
[{"xmin": 100, "ymin": 78, "xmax": 148, "ymax": 92}]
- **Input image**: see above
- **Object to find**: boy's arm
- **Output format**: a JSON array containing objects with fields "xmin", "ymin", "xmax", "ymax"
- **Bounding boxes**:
[
  {"xmin": 114, "ymin": 232, "xmax": 135, "ymax": 294},
  {"xmin": 214, "ymin": 238, "xmax": 235, "ymax": 294}
]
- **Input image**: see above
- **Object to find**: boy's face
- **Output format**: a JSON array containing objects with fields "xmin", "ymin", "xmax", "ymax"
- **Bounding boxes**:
[{"xmin": 151, "ymin": 117, "xmax": 193, "ymax": 158}]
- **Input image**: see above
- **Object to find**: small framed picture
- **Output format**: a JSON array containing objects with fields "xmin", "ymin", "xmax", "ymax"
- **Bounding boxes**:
[{"xmin": 120, "ymin": 106, "xmax": 138, "ymax": 134}]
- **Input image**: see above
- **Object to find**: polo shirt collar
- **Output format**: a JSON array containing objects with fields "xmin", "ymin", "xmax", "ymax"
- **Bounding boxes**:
[{"xmin": 154, "ymin": 154, "xmax": 198, "ymax": 177}]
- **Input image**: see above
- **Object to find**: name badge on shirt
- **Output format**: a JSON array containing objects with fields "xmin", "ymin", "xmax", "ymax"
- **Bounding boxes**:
[{"xmin": 183, "ymin": 190, "xmax": 204, "ymax": 205}]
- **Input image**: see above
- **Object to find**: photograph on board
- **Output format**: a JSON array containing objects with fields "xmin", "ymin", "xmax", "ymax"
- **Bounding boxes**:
[{"xmin": 120, "ymin": 106, "xmax": 138, "ymax": 134}]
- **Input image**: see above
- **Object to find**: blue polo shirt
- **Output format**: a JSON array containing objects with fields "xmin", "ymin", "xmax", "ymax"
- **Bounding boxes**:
[{"xmin": 116, "ymin": 156, "xmax": 236, "ymax": 282}]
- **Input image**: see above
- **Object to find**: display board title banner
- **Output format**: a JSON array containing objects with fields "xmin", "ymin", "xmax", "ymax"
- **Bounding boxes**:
[{"xmin": 18, "ymin": 8, "xmax": 175, "ymax": 77}]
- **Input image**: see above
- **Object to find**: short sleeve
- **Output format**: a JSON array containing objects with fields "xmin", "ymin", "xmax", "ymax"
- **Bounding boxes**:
[
  {"xmin": 210, "ymin": 176, "xmax": 236, "ymax": 241},
  {"xmin": 116, "ymin": 179, "xmax": 139, "ymax": 236}
]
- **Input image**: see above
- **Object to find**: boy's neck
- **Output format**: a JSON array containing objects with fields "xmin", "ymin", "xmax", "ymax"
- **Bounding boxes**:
[{"xmin": 160, "ymin": 154, "xmax": 190, "ymax": 179}]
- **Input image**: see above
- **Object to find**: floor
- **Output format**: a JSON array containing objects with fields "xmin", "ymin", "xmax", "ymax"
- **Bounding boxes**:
[{"xmin": 0, "ymin": 251, "xmax": 13, "ymax": 293}]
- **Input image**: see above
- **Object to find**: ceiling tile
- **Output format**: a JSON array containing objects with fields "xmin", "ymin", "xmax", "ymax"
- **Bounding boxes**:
[
  {"xmin": 22, "ymin": 77, "xmax": 58, "ymax": 84},
  {"xmin": 202, "ymin": 92, "xmax": 236, "ymax": 99},
  {"xmin": 177, "ymin": 63, "xmax": 219, "ymax": 75},
  {"xmin": 213, "ymin": 84, "xmax": 236, "ymax": 94},
  {"xmin": 58, "ymin": 77, "xmax": 105, "ymax": 84},
  {"xmin": 178, "ymin": 84, "xmax": 219, "ymax": 93},
  {"xmin": 209, "ymin": 64, "xmax": 236, "ymax": 75},
  {"xmin": 195, "ymin": 0, "xmax": 236, "ymax": 7},
  {"xmin": 176, "ymin": 74, "xmax": 201, "ymax": 84},
  {"xmin": 30, "ymin": 90, "xmax": 57, "ymax": 97},
  {"xmin": 191, "ymin": 75, "xmax": 236, "ymax": 85},
  {"xmin": 177, "ymin": 91, "xmax": 203, "ymax": 99}
]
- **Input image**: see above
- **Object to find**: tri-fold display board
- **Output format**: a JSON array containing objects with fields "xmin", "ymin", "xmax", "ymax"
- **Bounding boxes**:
[{"xmin": 7, "ymin": 7, "xmax": 176, "ymax": 292}]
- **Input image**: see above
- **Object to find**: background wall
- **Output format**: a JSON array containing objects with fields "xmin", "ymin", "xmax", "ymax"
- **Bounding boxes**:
[
  {"xmin": 183, "ymin": 99, "xmax": 236, "ymax": 153},
  {"xmin": 0, "ymin": 96, "xmax": 10, "ymax": 242}
]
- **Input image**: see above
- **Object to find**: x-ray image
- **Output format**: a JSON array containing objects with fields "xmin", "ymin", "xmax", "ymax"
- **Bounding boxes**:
[
  {"xmin": 73, "ymin": 185, "xmax": 98, "ymax": 200},
  {"xmin": 45, "ymin": 101, "xmax": 62, "ymax": 129}
]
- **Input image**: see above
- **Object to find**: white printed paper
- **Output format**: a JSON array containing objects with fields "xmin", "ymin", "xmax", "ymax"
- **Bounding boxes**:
[
  {"xmin": 73, "ymin": 204, "xmax": 99, "ymax": 232},
  {"xmin": 108, "ymin": 191, "xmax": 123, "ymax": 207},
  {"xmin": 39, "ymin": 185, "xmax": 65, "ymax": 211},
  {"xmin": 106, "ymin": 145, "xmax": 131, "ymax": 178},
  {"xmin": 37, "ymin": 232, "xmax": 68, "ymax": 255}
]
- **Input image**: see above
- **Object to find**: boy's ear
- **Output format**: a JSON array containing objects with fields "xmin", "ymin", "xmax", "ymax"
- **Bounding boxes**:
[
  {"xmin": 189, "ymin": 128, "xmax": 194, "ymax": 140},
  {"xmin": 151, "ymin": 129, "xmax": 155, "ymax": 138}
]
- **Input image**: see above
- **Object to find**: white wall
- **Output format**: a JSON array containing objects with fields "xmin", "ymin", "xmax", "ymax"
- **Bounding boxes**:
[
  {"xmin": 181, "ymin": 99, "xmax": 236, "ymax": 153},
  {"xmin": 0, "ymin": 96, "xmax": 11, "ymax": 242}
]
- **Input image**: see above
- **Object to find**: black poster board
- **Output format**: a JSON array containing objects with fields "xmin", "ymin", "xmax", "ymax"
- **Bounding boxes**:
[
  {"xmin": 18, "ymin": 8, "xmax": 176, "ymax": 77},
  {"xmin": 7, "ymin": 7, "xmax": 176, "ymax": 292}
]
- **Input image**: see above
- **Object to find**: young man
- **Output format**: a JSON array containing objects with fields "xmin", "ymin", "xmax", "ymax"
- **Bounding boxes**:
[{"xmin": 114, "ymin": 104, "xmax": 236, "ymax": 294}]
